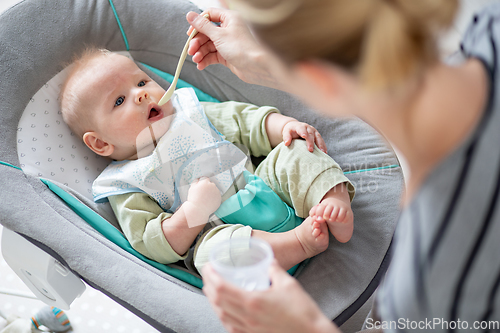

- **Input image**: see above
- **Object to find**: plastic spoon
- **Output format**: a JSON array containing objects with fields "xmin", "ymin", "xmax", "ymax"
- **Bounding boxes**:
[{"xmin": 158, "ymin": 13, "xmax": 210, "ymax": 106}]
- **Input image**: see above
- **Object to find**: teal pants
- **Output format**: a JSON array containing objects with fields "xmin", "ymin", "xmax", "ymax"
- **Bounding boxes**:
[{"xmin": 193, "ymin": 140, "xmax": 354, "ymax": 273}]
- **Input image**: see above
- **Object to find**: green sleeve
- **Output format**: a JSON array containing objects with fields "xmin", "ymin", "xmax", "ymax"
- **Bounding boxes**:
[
  {"xmin": 201, "ymin": 101, "xmax": 279, "ymax": 157},
  {"xmin": 108, "ymin": 192, "xmax": 187, "ymax": 264}
]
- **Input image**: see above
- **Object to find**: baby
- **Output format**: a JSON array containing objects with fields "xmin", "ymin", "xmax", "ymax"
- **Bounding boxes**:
[{"xmin": 60, "ymin": 48, "xmax": 355, "ymax": 273}]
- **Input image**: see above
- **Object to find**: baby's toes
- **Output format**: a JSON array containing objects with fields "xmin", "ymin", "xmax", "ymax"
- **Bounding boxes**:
[
  {"xmin": 335, "ymin": 207, "xmax": 348, "ymax": 223},
  {"xmin": 309, "ymin": 205, "xmax": 318, "ymax": 217},
  {"xmin": 315, "ymin": 221, "xmax": 329, "ymax": 250},
  {"xmin": 312, "ymin": 226, "xmax": 321, "ymax": 238},
  {"xmin": 326, "ymin": 205, "xmax": 340, "ymax": 222},
  {"xmin": 312, "ymin": 204, "xmax": 326, "ymax": 222},
  {"xmin": 321, "ymin": 204, "xmax": 334, "ymax": 221}
]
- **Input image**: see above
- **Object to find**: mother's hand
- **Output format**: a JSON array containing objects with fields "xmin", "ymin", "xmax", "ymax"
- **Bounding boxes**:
[
  {"xmin": 202, "ymin": 260, "xmax": 338, "ymax": 333},
  {"xmin": 186, "ymin": 8, "xmax": 289, "ymax": 90}
]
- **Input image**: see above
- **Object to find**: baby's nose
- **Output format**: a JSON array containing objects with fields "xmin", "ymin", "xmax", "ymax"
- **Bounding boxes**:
[{"xmin": 136, "ymin": 90, "xmax": 149, "ymax": 103}]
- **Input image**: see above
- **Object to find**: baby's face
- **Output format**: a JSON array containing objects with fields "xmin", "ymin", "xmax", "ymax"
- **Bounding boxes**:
[{"xmin": 84, "ymin": 53, "xmax": 174, "ymax": 160}]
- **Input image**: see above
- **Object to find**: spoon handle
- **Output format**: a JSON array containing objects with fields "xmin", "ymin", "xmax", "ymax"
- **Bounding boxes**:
[{"xmin": 158, "ymin": 14, "xmax": 210, "ymax": 106}]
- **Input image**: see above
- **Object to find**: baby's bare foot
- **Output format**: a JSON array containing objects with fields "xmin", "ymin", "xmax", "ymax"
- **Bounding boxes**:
[
  {"xmin": 310, "ymin": 196, "xmax": 353, "ymax": 243},
  {"xmin": 294, "ymin": 216, "xmax": 329, "ymax": 259}
]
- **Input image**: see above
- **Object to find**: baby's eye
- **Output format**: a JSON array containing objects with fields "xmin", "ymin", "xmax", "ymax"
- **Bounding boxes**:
[
  {"xmin": 115, "ymin": 96, "xmax": 125, "ymax": 107},
  {"xmin": 138, "ymin": 80, "xmax": 146, "ymax": 87}
]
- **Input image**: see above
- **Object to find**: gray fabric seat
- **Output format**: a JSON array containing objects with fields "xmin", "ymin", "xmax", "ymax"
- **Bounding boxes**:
[{"xmin": 0, "ymin": 0, "xmax": 404, "ymax": 332}]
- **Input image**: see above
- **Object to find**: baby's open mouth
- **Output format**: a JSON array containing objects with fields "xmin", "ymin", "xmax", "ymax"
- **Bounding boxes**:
[
  {"xmin": 148, "ymin": 104, "xmax": 163, "ymax": 121},
  {"xmin": 149, "ymin": 108, "xmax": 159, "ymax": 119}
]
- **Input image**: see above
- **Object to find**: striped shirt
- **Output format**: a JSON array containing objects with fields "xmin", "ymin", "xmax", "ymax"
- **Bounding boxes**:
[{"xmin": 377, "ymin": 4, "xmax": 500, "ymax": 332}]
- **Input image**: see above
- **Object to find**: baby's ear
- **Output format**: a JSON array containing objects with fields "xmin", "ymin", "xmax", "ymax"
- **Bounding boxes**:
[{"xmin": 83, "ymin": 132, "xmax": 114, "ymax": 157}]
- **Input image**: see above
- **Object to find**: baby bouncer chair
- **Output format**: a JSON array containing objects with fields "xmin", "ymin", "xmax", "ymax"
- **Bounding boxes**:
[{"xmin": 0, "ymin": 0, "xmax": 404, "ymax": 331}]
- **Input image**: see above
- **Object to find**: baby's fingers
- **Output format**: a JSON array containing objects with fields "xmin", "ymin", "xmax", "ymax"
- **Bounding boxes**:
[
  {"xmin": 302, "ymin": 127, "xmax": 316, "ymax": 152},
  {"xmin": 314, "ymin": 131, "xmax": 328, "ymax": 154},
  {"xmin": 283, "ymin": 130, "xmax": 293, "ymax": 146},
  {"xmin": 198, "ymin": 176, "xmax": 210, "ymax": 183},
  {"xmin": 289, "ymin": 123, "xmax": 313, "ymax": 150}
]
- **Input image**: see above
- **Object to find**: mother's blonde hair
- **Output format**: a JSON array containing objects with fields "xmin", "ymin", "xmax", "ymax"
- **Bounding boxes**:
[{"xmin": 235, "ymin": 0, "xmax": 458, "ymax": 89}]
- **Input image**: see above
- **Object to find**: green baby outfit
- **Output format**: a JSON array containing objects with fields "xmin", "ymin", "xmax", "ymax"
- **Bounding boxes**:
[{"xmin": 107, "ymin": 97, "xmax": 353, "ymax": 273}]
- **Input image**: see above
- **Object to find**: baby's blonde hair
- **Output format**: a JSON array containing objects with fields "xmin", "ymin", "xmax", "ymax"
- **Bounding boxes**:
[
  {"xmin": 60, "ymin": 48, "xmax": 112, "ymax": 138},
  {"xmin": 243, "ymin": 0, "xmax": 458, "ymax": 89}
]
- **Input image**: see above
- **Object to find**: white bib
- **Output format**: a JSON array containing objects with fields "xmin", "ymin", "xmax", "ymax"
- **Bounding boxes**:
[{"xmin": 92, "ymin": 88, "xmax": 248, "ymax": 213}]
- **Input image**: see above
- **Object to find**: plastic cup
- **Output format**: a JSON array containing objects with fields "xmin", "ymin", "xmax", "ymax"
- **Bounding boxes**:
[{"xmin": 209, "ymin": 238, "xmax": 274, "ymax": 291}]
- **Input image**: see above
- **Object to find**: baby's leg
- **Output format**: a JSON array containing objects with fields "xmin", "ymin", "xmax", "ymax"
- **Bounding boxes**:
[
  {"xmin": 252, "ymin": 216, "xmax": 328, "ymax": 270},
  {"xmin": 255, "ymin": 140, "xmax": 355, "ymax": 242},
  {"xmin": 309, "ymin": 182, "xmax": 353, "ymax": 243},
  {"xmin": 256, "ymin": 141, "xmax": 347, "ymax": 215},
  {"xmin": 194, "ymin": 220, "xmax": 327, "ymax": 273},
  {"xmin": 194, "ymin": 224, "xmax": 253, "ymax": 274}
]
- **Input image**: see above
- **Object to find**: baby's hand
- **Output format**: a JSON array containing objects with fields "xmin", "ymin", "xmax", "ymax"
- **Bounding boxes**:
[
  {"xmin": 187, "ymin": 177, "xmax": 222, "ymax": 213},
  {"xmin": 282, "ymin": 121, "xmax": 327, "ymax": 153}
]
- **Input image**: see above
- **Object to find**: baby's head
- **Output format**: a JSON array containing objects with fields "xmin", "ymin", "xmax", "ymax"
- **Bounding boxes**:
[{"xmin": 60, "ymin": 48, "xmax": 174, "ymax": 161}]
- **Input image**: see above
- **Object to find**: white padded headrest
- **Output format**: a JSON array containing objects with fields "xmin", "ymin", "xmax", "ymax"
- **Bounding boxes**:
[{"xmin": 16, "ymin": 52, "xmax": 134, "ymax": 200}]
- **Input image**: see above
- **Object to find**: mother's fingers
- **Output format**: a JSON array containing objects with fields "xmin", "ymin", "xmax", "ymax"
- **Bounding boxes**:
[
  {"xmin": 190, "ymin": 40, "xmax": 219, "ymax": 65},
  {"xmin": 188, "ymin": 33, "xmax": 211, "ymax": 55},
  {"xmin": 186, "ymin": 8, "xmax": 229, "ymax": 36},
  {"xmin": 202, "ymin": 265, "xmax": 247, "ymax": 310},
  {"xmin": 186, "ymin": 11, "xmax": 213, "ymax": 35}
]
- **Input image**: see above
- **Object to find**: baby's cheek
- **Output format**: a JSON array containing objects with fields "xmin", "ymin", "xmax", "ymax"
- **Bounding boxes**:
[{"xmin": 164, "ymin": 100, "xmax": 174, "ymax": 111}]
